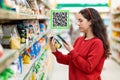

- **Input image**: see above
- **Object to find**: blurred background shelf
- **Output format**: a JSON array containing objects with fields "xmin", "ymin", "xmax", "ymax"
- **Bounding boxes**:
[
  {"xmin": 111, "ymin": 11, "xmax": 120, "ymax": 15},
  {"xmin": 111, "ymin": 36, "xmax": 120, "ymax": 41},
  {"xmin": 112, "ymin": 19, "xmax": 120, "ymax": 23},
  {"xmin": 112, "ymin": 27, "xmax": 120, "ymax": 32}
]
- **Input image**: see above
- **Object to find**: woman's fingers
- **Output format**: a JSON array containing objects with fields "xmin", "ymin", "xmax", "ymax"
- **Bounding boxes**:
[
  {"xmin": 63, "ymin": 42, "xmax": 74, "ymax": 52},
  {"xmin": 63, "ymin": 42, "xmax": 69, "ymax": 49},
  {"xmin": 51, "ymin": 38, "xmax": 55, "ymax": 44},
  {"xmin": 49, "ymin": 37, "xmax": 57, "ymax": 52}
]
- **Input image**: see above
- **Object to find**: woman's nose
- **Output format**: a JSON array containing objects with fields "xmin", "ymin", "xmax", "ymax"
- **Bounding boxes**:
[{"xmin": 77, "ymin": 22, "xmax": 80, "ymax": 27}]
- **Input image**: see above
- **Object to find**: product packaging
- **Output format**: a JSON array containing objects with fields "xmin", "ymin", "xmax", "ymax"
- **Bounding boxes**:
[
  {"xmin": 0, "ymin": 44, "xmax": 4, "ymax": 57},
  {"xmin": 50, "ymin": 36, "xmax": 62, "ymax": 49}
]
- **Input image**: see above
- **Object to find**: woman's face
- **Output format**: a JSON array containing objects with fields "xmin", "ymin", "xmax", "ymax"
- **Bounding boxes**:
[{"xmin": 76, "ymin": 13, "xmax": 91, "ymax": 33}]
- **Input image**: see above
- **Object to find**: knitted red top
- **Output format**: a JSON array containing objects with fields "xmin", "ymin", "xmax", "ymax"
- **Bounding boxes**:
[{"xmin": 52, "ymin": 36, "xmax": 105, "ymax": 80}]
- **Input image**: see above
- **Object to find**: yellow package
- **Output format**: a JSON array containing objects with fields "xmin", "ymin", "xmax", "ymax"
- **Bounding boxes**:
[{"xmin": 10, "ymin": 37, "xmax": 20, "ymax": 49}]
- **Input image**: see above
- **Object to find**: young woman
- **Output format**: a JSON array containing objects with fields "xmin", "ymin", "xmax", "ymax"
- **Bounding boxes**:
[{"xmin": 49, "ymin": 8, "xmax": 111, "ymax": 80}]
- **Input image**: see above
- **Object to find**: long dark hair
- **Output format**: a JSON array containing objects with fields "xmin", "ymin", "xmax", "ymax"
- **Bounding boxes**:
[{"xmin": 79, "ymin": 8, "xmax": 111, "ymax": 58}]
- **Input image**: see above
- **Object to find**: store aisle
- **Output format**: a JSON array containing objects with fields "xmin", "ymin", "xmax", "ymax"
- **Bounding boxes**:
[
  {"xmin": 49, "ymin": 49, "xmax": 120, "ymax": 80},
  {"xmin": 48, "ymin": 49, "xmax": 69, "ymax": 80},
  {"xmin": 101, "ymin": 58, "xmax": 120, "ymax": 80}
]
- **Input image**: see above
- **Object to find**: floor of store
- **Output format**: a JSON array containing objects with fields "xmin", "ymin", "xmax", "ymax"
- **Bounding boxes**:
[{"xmin": 49, "ymin": 49, "xmax": 120, "ymax": 80}]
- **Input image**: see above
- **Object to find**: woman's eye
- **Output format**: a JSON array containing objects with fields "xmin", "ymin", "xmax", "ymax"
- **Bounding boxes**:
[
  {"xmin": 80, "ymin": 20, "xmax": 83, "ymax": 22},
  {"xmin": 79, "ymin": 19, "xmax": 83, "ymax": 22}
]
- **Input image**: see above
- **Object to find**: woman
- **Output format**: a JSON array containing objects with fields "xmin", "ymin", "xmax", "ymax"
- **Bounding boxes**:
[{"xmin": 49, "ymin": 8, "xmax": 111, "ymax": 80}]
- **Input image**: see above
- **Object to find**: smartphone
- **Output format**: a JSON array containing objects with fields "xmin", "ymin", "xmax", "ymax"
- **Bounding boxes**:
[
  {"xmin": 50, "ymin": 36, "xmax": 62, "ymax": 49},
  {"xmin": 57, "ymin": 35, "xmax": 68, "ymax": 45}
]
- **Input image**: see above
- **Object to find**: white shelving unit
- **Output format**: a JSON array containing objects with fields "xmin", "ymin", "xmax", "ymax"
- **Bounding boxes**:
[
  {"xmin": 112, "ymin": 26, "xmax": 120, "ymax": 32},
  {"xmin": 111, "ymin": 11, "xmax": 120, "ymax": 15},
  {"xmin": 112, "ymin": 19, "xmax": 120, "ymax": 23},
  {"xmin": 111, "ymin": 35, "xmax": 120, "ymax": 41}
]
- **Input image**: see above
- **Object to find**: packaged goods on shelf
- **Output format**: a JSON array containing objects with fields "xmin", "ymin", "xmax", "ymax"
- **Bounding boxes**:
[
  {"xmin": 0, "ymin": 68, "xmax": 14, "ymax": 80},
  {"xmin": 17, "ymin": 23, "xmax": 27, "ymax": 44},
  {"xmin": 0, "ymin": 0, "xmax": 51, "ymax": 79},
  {"xmin": 0, "ymin": 44, "xmax": 4, "ymax": 57},
  {"xmin": 24, "ymin": 20, "xmax": 40, "ymax": 36},
  {"xmin": 2, "ymin": 24, "xmax": 20, "ymax": 49},
  {"xmin": 10, "ymin": 27, "xmax": 21, "ymax": 50},
  {"xmin": 112, "ymin": 31, "xmax": 120, "ymax": 37},
  {"xmin": 26, "ymin": 0, "xmax": 40, "ymax": 15},
  {"xmin": 17, "ymin": 20, "xmax": 41, "ymax": 44},
  {"xmin": 39, "ymin": 23, "xmax": 46, "ymax": 32},
  {"xmin": 22, "ymin": 51, "xmax": 31, "ymax": 64},
  {"xmin": 113, "ymin": 23, "xmax": 120, "ymax": 28},
  {"xmin": 0, "ymin": 0, "xmax": 13, "ymax": 10}
]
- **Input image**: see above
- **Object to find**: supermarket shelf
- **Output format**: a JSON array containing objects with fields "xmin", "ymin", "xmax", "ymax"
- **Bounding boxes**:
[
  {"xmin": 37, "ymin": 15, "xmax": 49, "ymax": 20},
  {"xmin": 10, "ymin": 34, "xmax": 49, "ymax": 80},
  {"xmin": 111, "ymin": 11, "xmax": 120, "ymax": 15},
  {"xmin": 23, "ymin": 44, "xmax": 49, "ymax": 80},
  {"xmin": 0, "ymin": 9, "xmax": 48, "ymax": 20},
  {"xmin": 18, "ymin": 36, "xmax": 41, "ymax": 55},
  {"xmin": 111, "ymin": 36, "xmax": 120, "ymax": 42},
  {"xmin": 21, "ymin": 30, "xmax": 50, "ymax": 53},
  {"xmin": 43, "ymin": 54, "xmax": 53, "ymax": 80},
  {"xmin": 19, "ymin": 31, "xmax": 49, "ymax": 54},
  {"xmin": 111, "ymin": 44, "xmax": 120, "ymax": 52},
  {"xmin": 112, "ymin": 19, "xmax": 120, "ymax": 23},
  {"xmin": 18, "ymin": 44, "xmax": 26, "ymax": 53},
  {"xmin": 112, "ymin": 27, "xmax": 120, "ymax": 32},
  {"xmin": 16, "ymin": 32, "xmax": 50, "ymax": 80},
  {"xmin": 37, "ymin": 59, "xmax": 46, "ymax": 80},
  {"xmin": 111, "ymin": 57, "xmax": 120, "ymax": 65},
  {"xmin": 17, "ymin": 47, "xmax": 45, "ymax": 80},
  {"xmin": 0, "ymin": 30, "xmax": 50, "ymax": 74},
  {"xmin": 0, "ymin": 49, "xmax": 19, "ymax": 73},
  {"xmin": 111, "ymin": 50, "xmax": 120, "ymax": 65}
]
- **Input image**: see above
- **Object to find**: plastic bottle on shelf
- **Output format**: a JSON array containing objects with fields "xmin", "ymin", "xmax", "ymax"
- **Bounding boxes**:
[
  {"xmin": 18, "ymin": 56, "xmax": 22, "ymax": 74},
  {"xmin": 31, "ymin": 69, "xmax": 36, "ymax": 80},
  {"xmin": 0, "ymin": 68, "xmax": 14, "ymax": 80},
  {"xmin": 23, "ymin": 54, "xmax": 31, "ymax": 64},
  {"xmin": 39, "ymin": 23, "xmax": 45, "ymax": 32}
]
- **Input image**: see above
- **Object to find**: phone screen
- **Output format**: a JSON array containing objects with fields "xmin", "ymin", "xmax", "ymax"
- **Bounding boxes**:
[{"xmin": 57, "ymin": 35, "xmax": 68, "ymax": 45}]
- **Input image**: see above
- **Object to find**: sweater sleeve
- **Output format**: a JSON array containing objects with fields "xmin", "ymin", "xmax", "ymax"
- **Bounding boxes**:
[
  {"xmin": 51, "ymin": 37, "xmax": 81, "ymax": 65},
  {"xmin": 52, "ymin": 50, "xmax": 70, "ymax": 65},
  {"xmin": 70, "ymin": 40, "xmax": 105, "ymax": 73}
]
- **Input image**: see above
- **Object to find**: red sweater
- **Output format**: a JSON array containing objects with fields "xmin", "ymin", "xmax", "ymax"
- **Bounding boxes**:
[{"xmin": 52, "ymin": 37, "xmax": 105, "ymax": 80}]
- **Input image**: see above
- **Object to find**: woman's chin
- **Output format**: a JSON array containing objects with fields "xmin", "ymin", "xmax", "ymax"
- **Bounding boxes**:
[{"xmin": 79, "ymin": 29, "xmax": 84, "ymax": 32}]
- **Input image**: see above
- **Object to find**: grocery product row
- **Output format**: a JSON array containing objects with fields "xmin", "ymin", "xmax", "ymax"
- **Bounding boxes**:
[
  {"xmin": 111, "ymin": 5, "xmax": 120, "ymax": 64},
  {"xmin": 0, "ymin": 0, "xmax": 53, "ymax": 80},
  {"xmin": 0, "ymin": 18, "xmax": 53, "ymax": 79}
]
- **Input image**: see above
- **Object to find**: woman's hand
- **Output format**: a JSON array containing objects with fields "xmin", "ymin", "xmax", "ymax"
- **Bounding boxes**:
[
  {"xmin": 49, "ymin": 37, "xmax": 57, "ymax": 52},
  {"xmin": 63, "ymin": 42, "xmax": 74, "ymax": 52}
]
